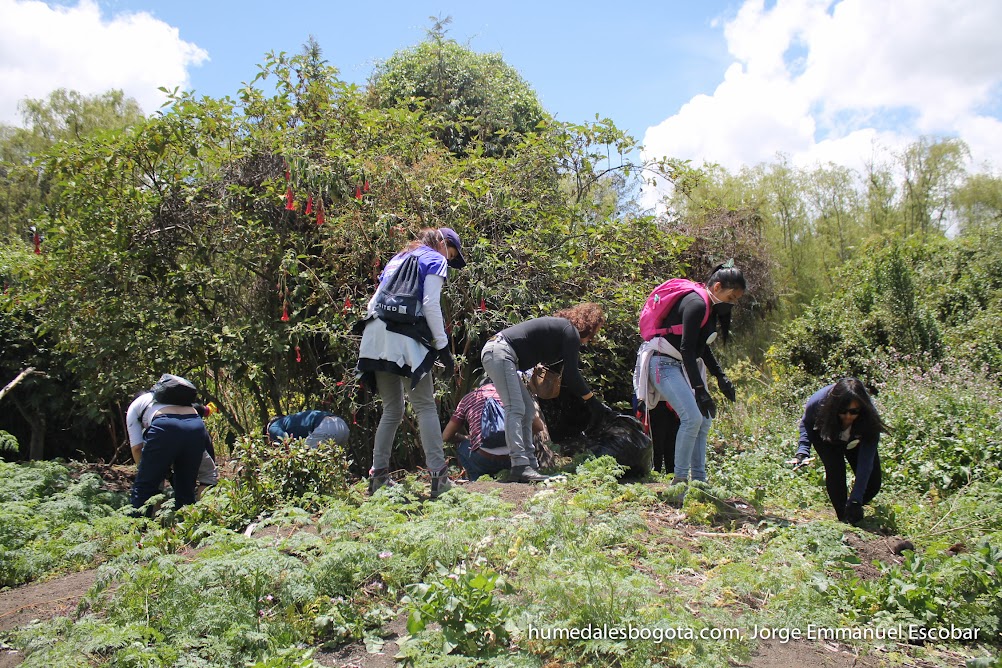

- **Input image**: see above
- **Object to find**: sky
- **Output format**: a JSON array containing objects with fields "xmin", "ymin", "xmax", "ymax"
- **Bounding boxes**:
[{"xmin": 1, "ymin": 0, "xmax": 1001, "ymax": 180}]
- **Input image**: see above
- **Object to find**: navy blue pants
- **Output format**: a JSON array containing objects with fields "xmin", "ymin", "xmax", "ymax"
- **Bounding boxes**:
[
  {"xmin": 131, "ymin": 414, "xmax": 208, "ymax": 510},
  {"xmin": 456, "ymin": 439, "xmax": 511, "ymax": 481}
]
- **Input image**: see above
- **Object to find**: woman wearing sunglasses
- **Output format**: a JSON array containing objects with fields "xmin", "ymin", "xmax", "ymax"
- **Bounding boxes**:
[{"xmin": 792, "ymin": 378, "xmax": 888, "ymax": 525}]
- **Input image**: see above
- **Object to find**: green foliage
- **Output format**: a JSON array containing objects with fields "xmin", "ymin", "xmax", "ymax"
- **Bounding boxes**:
[
  {"xmin": 845, "ymin": 537, "xmax": 1002, "ymax": 638},
  {"xmin": 0, "ymin": 460, "xmax": 131, "ymax": 586},
  {"xmin": 197, "ymin": 435, "xmax": 354, "ymax": 527},
  {"xmin": 368, "ymin": 23, "xmax": 548, "ymax": 158},
  {"xmin": 401, "ymin": 561, "xmax": 515, "ymax": 657},
  {"xmin": 0, "ymin": 429, "xmax": 18, "ymax": 454}
]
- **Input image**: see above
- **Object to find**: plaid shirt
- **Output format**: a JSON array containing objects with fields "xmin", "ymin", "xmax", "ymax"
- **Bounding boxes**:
[{"xmin": 450, "ymin": 384, "xmax": 506, "ymax": 452}]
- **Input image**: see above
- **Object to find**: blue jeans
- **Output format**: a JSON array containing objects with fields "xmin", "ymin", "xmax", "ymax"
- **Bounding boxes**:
[
  {"xmin": 456, "ymin": 439, "xmax": 511, "ymax": 480},
  {"xmin": 131, "ymin": 414, "xmax": 207, "ymax": 509},
  {"xmin": 481, "ymin": 338, "xmax": 537, "ymax": 468},
  {"xmin": 648, "ymin": 355, "xmax": 710, "ymax": 482}
]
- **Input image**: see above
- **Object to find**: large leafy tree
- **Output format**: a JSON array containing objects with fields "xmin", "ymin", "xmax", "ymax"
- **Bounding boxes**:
[{"xmin": 367, "ymin": 17, "xmax": 548, "ymax": 158}]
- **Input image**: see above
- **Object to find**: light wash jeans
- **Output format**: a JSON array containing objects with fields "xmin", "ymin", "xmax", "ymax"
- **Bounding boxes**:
[
  {"xmin": 372, "ymin": 371, "xmax": 446, "ymax": 472},
  {"xmin": 648, "ymin": 355, "xmax": 710, "ymax": 482},
  {"xmin": 481, "ymin": 337, "xmax": 538, "ymax": 468}
]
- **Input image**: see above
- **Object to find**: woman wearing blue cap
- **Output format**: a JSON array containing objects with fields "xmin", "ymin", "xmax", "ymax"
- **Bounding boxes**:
[{"xmin": 356, "ymin": 227, "xmax": 466, "ymax": 497}]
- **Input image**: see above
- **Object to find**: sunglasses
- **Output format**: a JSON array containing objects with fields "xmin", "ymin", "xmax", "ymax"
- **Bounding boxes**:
[{"xmin": 839, "ymin": 408, "xmax": 861, "ymax": 416}]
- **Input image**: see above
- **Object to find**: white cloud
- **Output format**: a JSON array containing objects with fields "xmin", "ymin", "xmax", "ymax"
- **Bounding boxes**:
[
  {"xmin": 0, "ymin": 0, "xmax": 207, "ymax": 125},
  {"xmin": 643, "ymin": 0, "xmax": 1002, "ymax": 191}
]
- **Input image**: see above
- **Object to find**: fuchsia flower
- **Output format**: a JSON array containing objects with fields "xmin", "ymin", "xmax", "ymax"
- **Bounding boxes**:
[
  {"xmin": 480, "ymin": 298, "xmax": 486, "ymax": 312},
  {"xmin": 343, "ymin": 296, "xmax": 352, "ymax": 312},
  {"xmin": 316, "ymin": 201, "xmax": 325, "ymax": 226},
  {"xmin": 295, "ymin": 346, "xmax": 302, "ymax": 362},
  {"xmin": 363, "ymin": 180, "xmax": 370, "ymax": 193},
  {"xmin": 285, "ymin": 186, "xmax": 296, "ymax": 211},
  {"xmin": 305, "ymin": 196, "xmax": 313, "ymax": 215},
  {"xmin": 281, "ymin": 302, "xmax": 290, "ymax": 322},
  {"xmin": 354, "ymin": 186, "xmax": 362, "ymax": 200},
  {"xmin": 33, "ymin": 232, "xmax": 41, "ymax": 255}
]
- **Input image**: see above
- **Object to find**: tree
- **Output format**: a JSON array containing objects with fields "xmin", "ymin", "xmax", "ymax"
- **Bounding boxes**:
[
  {"xmin": 0, "ymin": 89, "xmax": 145, "ymax": 242},
  {"xmin": 367, "ymin": 18, "xmax": 548, "ymax": 158},
  {"xmin": 899, "ymin": 137, "xmax": 969, "ymax": 237}
]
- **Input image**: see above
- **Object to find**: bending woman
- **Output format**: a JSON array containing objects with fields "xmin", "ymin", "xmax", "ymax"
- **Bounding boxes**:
[
  {"xmin": 636, "ymin": 265, "xmax": 745, "ymax": 484},
  {"xmin": 356, "ymin": 227, "xmax": 467, "ymax": 497},
  {"xmin": 481, "ymin": 303, "xmax": 615, "ymax": 483},
  {"xmin": 793, "ymin": 378, "xmax": 886, "ymax": 525}
]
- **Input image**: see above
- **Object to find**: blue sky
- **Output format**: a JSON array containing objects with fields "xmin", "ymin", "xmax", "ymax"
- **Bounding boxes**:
[{"xmin": 2, "ymin": 0, "xmax": 1001, "ymax": 177}]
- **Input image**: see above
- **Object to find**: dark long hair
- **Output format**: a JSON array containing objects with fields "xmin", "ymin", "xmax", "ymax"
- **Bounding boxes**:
[
  {"xmin": 815, "ymin": 378, "xmax": 889, "ymax": 442},
  {"xmin": 706, "ymin": 263, "xmax": 746, "ymax": 343}
]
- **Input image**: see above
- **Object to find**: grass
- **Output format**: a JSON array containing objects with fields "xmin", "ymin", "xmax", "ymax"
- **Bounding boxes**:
[{"xmin": 1, "ymin": 360, "xmax": 1001, "ymax": 667}]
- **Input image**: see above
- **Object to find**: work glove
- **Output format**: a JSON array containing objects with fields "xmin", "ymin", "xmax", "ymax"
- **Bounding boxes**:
[
  {"xmin": 785, "ymin": 452, "xmax": 814, "ymax": 470},
  {"xmin": 716, "ymin": 374, "xmax": 736, "ymax": 402},
  {"xmin": 585, "ymin": 395, "xmax": 615, "ymax": 430},
  {"xmin": 694, "ymin": 387, "xmax": 716, "ymax": 419},
  {"xmin": 844, "ymin": 501, "xmax": 864, "ymax": 526},
  {"xmin": 436, "ymin": 348, "xmax": 455, "ymax": 377}
]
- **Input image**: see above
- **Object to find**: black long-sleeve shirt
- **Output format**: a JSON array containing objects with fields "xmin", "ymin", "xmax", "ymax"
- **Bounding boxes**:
[
  {"xmin": 499, "ymin": 316, "xmax": 591, "ymax": 397},
  {"xmin": 660, "ymin": 292, "xmax": 724, "ymax": 388}
]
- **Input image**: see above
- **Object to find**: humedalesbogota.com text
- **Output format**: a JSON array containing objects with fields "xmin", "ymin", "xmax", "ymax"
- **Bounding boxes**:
[{"xmin": 527, "ymin": 624, "xmax": 980, "ymax": 644}]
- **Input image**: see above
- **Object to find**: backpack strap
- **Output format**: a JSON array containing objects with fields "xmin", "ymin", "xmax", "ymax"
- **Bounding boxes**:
[{"xmin": 663, "ymin": 286, "xmax": 711, "ymax": 336}]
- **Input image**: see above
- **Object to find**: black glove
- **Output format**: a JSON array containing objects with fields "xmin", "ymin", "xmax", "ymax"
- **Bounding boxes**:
[
  {"xmin": 844, "ymin": 501, "xmax": 864, "ymax": 525},
  {"xmin": 717, "ymin": 374, "xmax": 736, "ymax": 402},
  {"xmin": 437, "ymin": 348, "xmax": 455, "ymax": 377},
  {"xmin": 694, "ymin": 387, "xmax": 716, "ymax": 419},
  {"xmin": 585, "ymin": 395, "xmax": 615, "ymax": 430}
]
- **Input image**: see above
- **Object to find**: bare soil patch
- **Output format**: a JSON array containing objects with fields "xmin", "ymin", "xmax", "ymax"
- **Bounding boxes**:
[
  {"xmin": 844, "ymin": 532, "xmax": 910, "ymax": 580},
  {"xmin": 0, "ymin": 569, "xmax": 99, "ymax": 668}
]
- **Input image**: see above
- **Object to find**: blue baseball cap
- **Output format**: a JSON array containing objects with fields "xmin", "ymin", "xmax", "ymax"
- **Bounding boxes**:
[{"xmin": 438, "ymin": 227, "xmax": 467, "ymax": 269}]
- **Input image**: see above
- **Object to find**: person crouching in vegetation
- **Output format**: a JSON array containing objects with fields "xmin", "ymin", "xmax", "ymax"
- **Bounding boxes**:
[
  {"xmin": 481, "ymin": 302, "xmax": 615, "ymax": 483},
  {"xmin": 126, "ymin": 374, "xmax": 213, "ymax": 512},
  {"xmin": 355, "ymin": 227, "xmax": 467, "ymax": 497},
  {"xmin": 635, "ymin": 264, "xmax": 746, "ymax": 486},
  {"xmin": 792, "ymin": 378, "xmax": 887, "ymax": 525}
]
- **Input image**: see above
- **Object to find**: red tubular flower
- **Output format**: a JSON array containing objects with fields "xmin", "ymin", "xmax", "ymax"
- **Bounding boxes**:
[
  {"xmin": 480, "ymin": 298, "xmax": 486, "ymax": 312},
  {"xmin": 33, "ymin": 232, "xmax": 41, "ymax": 255},
  {"xmin": 363, "ymin": 179, "xmax": 370, "ymax": 193},
  {"xmin": 305, "ymin": 196, "xmax": 313, "ymax": 215},
  {"xmin": 354, "ymin": 186, "xmax": 362, "ymax": 200},
  {"xmin": 343, "ymin": 296, "xmax": 352, "ymax": 312},
  {"xmin": 316, "ymin": 201, "xmax": 325, "ymax": 226},
  {"xmin": 295, "ymin": 346, "xmax": 302, "ymax": 362},
  {"xmin": 281, "ymin": 302, "xmax": 290, "ymax": 322},
  {"xmin": 285, "ymin": 186, "xmax": 296, "ymax": 211}
]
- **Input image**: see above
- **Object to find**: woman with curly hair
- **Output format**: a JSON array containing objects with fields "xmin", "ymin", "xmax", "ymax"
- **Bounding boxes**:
[
  {"xmin": 792, "ymin": 378, "xmax": 887, "ymax": 525},
  {"xmin": 481, "ymin": 302, "xmax": 616, "ymax": 483}
]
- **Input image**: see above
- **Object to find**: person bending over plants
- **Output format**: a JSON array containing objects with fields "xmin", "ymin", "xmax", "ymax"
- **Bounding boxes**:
[
  {"xmin": 791, "ymin": 378, "xmax": 887, "ymax": 525},
  {"xmin": 481, "ymin": 302, "xmax": 615, "ymax": 483},
  {"xmin": 355, "ymin": 227, "xmax": 467, "ymax": 498},
  {"xmin": 634, "ymin": 264, "xmax": 746, "ymax": 487}
]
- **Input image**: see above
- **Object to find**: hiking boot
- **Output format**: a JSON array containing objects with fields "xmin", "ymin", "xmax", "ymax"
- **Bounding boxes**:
[
  {"xmin": 430, "ymin": 466, "xmax": 453, "ymax": 498},
  {"xmin": 509, "ymin": 465, "xmax": 550, "ymax": 483},
  {"xmin": 368, "ymin": 468, "xmax": 395, "ymax": 496}
]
